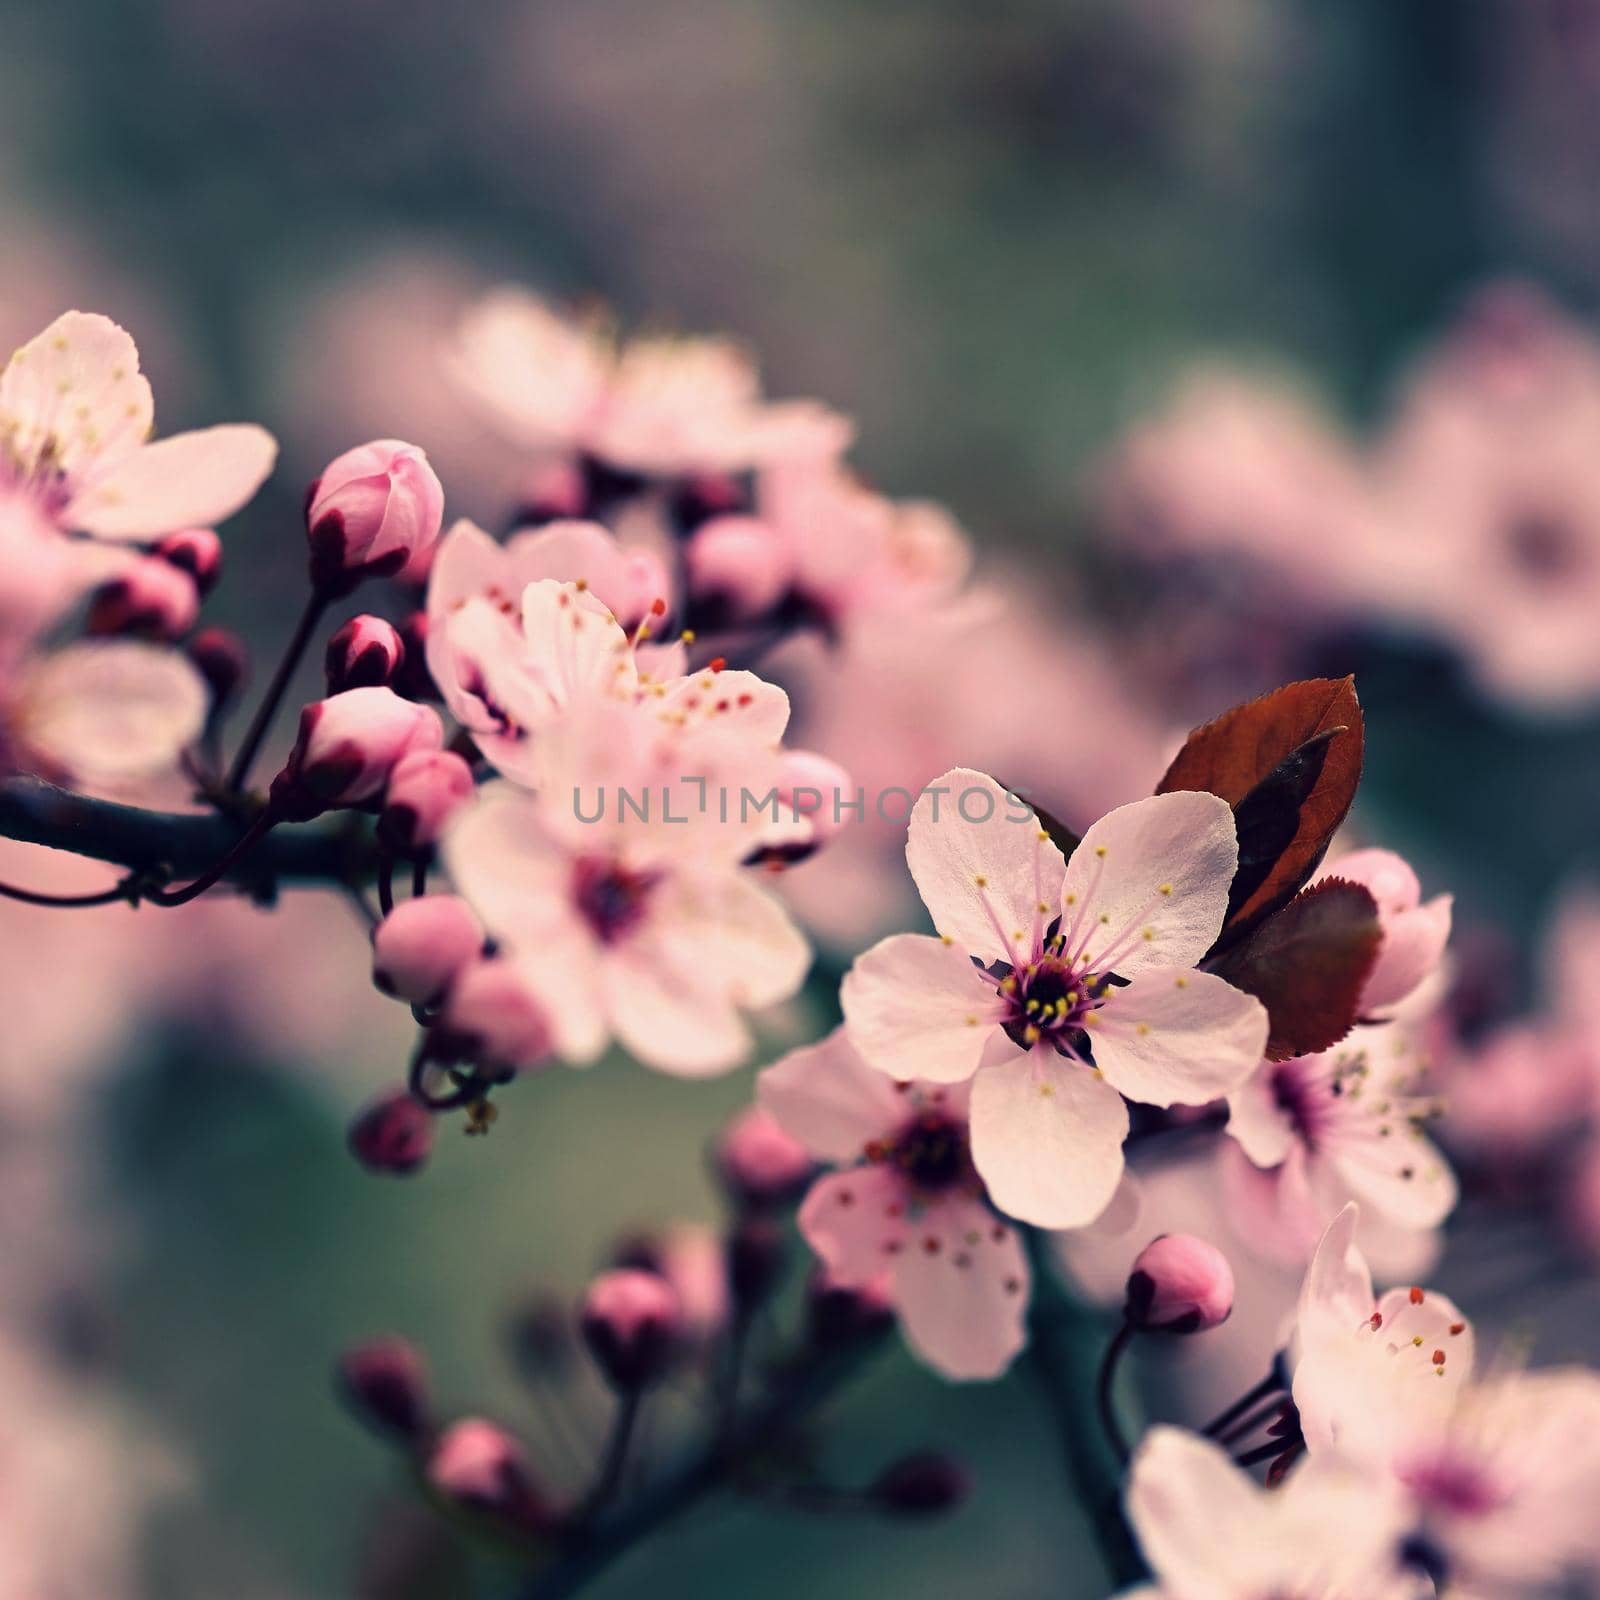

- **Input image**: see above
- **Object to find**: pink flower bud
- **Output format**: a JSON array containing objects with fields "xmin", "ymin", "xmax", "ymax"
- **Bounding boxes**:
[
  {"xmin": 1125, "ymin": 1235, "xmax": 1234, "ymax": 1334},
  {"xmin": 377, "ymin": 749, "xmax": 475, "ymax": 857},
  {"xmin": 325, "ymin": 614, "xmax": 406, "ymax": 694},
  {"xmin": 685, "ymin": 515, "xmax": 791, "ymax": 618},
  {"xmin": 870, "ymin": 1453, "xmax": 971, "ymax": 1517},
  {"xmin": 674, "ymin": 470, "xmax": 747, "ymax": 529},
  {"xmin": 715, "ymin": 1106, "xmax": 813, "ymax": 1209},
  {"xmin": 187, "ymin": 625, "xmax": 249, "ymax": 708},
  {"xmin": 269, "ymin": 687, "xmax": 443, "ymax": 821},
  {"xmin": 392, "ymin": 611, "xmax": 439, "ymax": 701},
  {"xmin": 87, "ymin": 556, "xmax": 199, "ymax": 640},
  {"xmin": 580, "ymin": 1269, "xmax": 682, "ymax": 1390},
  {"xmin": 306, "ymin": 439, "xmax": 445, "ymax": 597},
  {"xmin": 154, "ymin": 527, "xmax": 223, "ymax": 596},
  {"xmin": 726, "ymin": 1216, "xmax": 788, "ymax": 1310},
  {"xmin": 372, "ymin": 895, "xmax": 485, "ymax": 1006},
  {"xmin": 431, "ymin": 958, "xmax": 552, "ymax": 1078},
  {"xmin": 347, "ymin": 1089, "xmax": 433, "ymax": 1175},
  {"xmin": 337, "ymin": 1336, "xmax": 430, "ymax": 1440},
  {"xmin": 425, "ymin": 1419, "xmax": 549, "ymax": 1529},
  {"xmin": 1319, "ymin": 849, "xmax": 1452, "ymax": 1015}
]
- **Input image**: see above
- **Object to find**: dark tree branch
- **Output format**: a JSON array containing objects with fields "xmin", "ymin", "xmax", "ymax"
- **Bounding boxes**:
[{"xmin": 0, "ymin": 774, "xmax": 379, "ymax": 899}]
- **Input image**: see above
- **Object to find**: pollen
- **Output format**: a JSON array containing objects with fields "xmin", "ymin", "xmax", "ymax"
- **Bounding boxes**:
[
  {"xmin": 1136, "ymin": 1023, "xmax": 1151, "ymax": 1036},
  {"xmin": 1037, "ymin": 1081, "xmax": 1053, "ymax": 1097},
  {"xmin": 574, "ymin": 577, "xmax": 589, "ymax": 590},
  {"xmin": 1065, "ymin": 893, "xmax": 1077, "ymax": 906},
  {"xmin": 1094, "ymin": 845, "xmax": 1106, "ymax": 858},
  {"xmin": 680, "ymin": 628, "xmax": 696, "ymax": 644},
  {"xmin": 1412, "ymin": 1335, "xmax": 1425, "ymax": 1348},
  {"xmin": 1174, "ymin": 976, "xmax": 1188, "ymax": 989},
  {"xmin": 1141, "ymin": 928, "xmax": 1155, "ymax": 941},
  {"xmin": 964, "ymin": 1014, "xmax": 979, "ymax": 1027},
  {"xmin": 974, "ymin": 874, "xmax": 988, "ymax": 888},
  {"xmin": 1159, "ymin": 882, "xmax": 1173, "ymax": 895},
  {"xmin": 940, "ymin": 934, "xmax": 954, "ymax": 946},
  {"xmin": 1036, "ymin": 900, "xmax": 1049, "ymax": 914},
  {"xmin": 1036, "ymin": 828, "xmax": 1050, "ymax": 842}
]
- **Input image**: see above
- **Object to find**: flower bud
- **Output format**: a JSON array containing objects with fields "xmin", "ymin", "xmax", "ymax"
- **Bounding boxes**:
[
  {"xmin": 777, "ymin": 750, "xmax": 852, "ymax": 850},
  {"xmin": 347, "ymin": 1089, "xmax": 433, "ymax": 1175},
  {"xmin": 430, "ymin": 958, "xmax": 552, "ymax": 1078},
  {"xmin": 337, "ymin": 1336, "xmax": 430, "ymax": 1441},
  {"xmin": 1124, "ymin": 1234, "xmax": 1234, "ymax": 1334},
  {"xmin": 186, "ymin": 625, "xmax": 249, "ymax": 709},
  {"xmin": 268, "ymin": 687, "xmax": 443, "ymax": 822},
  {"xmin": 425, "ymin": 1419, "xmax": 548, "ymax": 1529},
  {"xmin": 805, "ymin": 1267, "xmax": 895, "ymax": 1349},
  {"xmin": 87, "ymin": 556, "xmax": 199, "ymax": 640},
  {"xmin": 1317, "ymin": 849, "xmax": 1452, "ymax": 1016},
  {"xmin": 580, "ymin": 1269, "xmax": 682, "ymax": 1391},
  {"xmin": 377, "ymin": 749, "xmax": 476, "ymax": 858},
  {"xmin": 154, "ymin": 527, "xmax": 223, "ymax": 596},
  {"xmin": 714, "ymin": 1107, "xmax": 813, "ymax": 1209},
  {"xmin": 870, "ymin": 1452, "xmax": 972, "ymax": 1517},
  {"xmin": 393, "ymin": 610, "xmax": 439, "ymax": 701},
  {"xmin": 510, "ymin": 459, "xmax": 590, "ymax": 527},
  {"xmin": 684, "ymin": 515, "xmax": 790, "ymax": 619},
  {"xmin": 325, "ymin": 614, "xmax": 406, "ymax": 694},
  {"xmin": 306, "ymin": 439, "xmax": 445, "ymax": 598},
  {"xmin": 372, "ymin": 895, "xmax": 485, "ymax": 1007},
  {"xmin": 672, "ymin": 471, "xmax": 747, "ymax": 532},
  {"xmin": 725, "ymin": 1217, "xmax": 788, "ymax": 1312}
]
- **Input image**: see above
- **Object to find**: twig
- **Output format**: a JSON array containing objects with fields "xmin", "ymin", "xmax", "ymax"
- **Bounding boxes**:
[{"xmin": 223, "ymin": 590, "xmax": 327, "ymax": 793}]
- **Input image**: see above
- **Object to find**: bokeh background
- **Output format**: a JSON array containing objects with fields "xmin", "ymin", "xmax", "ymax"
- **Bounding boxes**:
[{"xmin": 6, "ymin": 2, "xmax": 1600, "ymax": 1596}]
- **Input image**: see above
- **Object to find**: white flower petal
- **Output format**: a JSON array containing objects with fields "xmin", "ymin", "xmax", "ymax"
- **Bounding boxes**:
[{"xmin": 757, "ymin": 1027, "xmax": 908, "ymax": 1162}]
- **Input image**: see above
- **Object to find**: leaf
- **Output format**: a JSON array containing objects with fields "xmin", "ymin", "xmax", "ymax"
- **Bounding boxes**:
[
  {"xmin": 1158, "ymin": 677, "xmax": 1364, "ymax": 939},
  {"xmin": 1209, "ymin": 878, "xmax": 1381, "ymax": 1061}
]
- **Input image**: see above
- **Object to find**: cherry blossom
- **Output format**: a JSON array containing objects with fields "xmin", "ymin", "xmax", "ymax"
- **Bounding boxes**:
[
  {"xmin": 840, "ymin": 771, "xmax": 1268, "ymax": 1228},
  {"xmin": 757, "ymin": 1027, "xmax": 1029, "ymax": 1381},
  {"xmin": 0, "ymin": 311, "xmax": 275, "ymax": 541}
]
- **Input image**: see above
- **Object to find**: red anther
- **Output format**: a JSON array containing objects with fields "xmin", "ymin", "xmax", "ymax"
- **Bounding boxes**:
[
  {"xmin": 1409, "ymin": 1286, "xmax": 1425, "ymax": 1304},
  {"xmin": 1432, "ymin": 1349, "xmax": 1446, "ymax": 1365},
  {"xmin": 650, "ymin": 596, "xmax": 666, "ymax": 616},
  {"xmin": 707, "ymin": 656, "xmax": 727, "ymax": 672},
  {"xmin": 1370, "ymin": 1312, "xmax": 1384, "ymax": 1329},
  {"xmin": 1449, "ymin": 1322, "xmax": 1465, "ymax": 1335}
]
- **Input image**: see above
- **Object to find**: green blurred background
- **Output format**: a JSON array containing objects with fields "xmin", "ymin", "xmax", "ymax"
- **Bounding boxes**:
[{"xmin": 6, "ymin": 2, "xmax": 1600, "ymax": 1595}]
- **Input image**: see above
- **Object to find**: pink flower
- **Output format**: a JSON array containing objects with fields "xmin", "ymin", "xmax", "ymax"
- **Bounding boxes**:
[
  {"xmin": 152, "ymin": 526, "xmax": 222, "ymax": 595},
  {"xmin": 306, "ymin": 438, "xmax": 445, "ymax": 596},
  {"xmin": 377, "ymin": 748, "xmax": 476, "ymax": 857},
  {"xmin": 1315, "ymin": 849, "xmax": 1452, "ymax": 1017},
  {"xmin": 758, "ymin": 1027, "xmax": 1029, "ymax": 1381},
  {"xmin": 684, "ymin": 514, "xmax": 792, "ymax": 620},
  {"xmin": 431, "ymin": 957, "xmax": 553, "ymax": 1077},
  {"xmin": 324, "ymin": 614, "xmax": 406, "ymax": 694},
  {"xmin": 452, "ymin": 287, "xmax": 850, "ymax": 477},
  {"xmin": 85, "ymin": 555, "xmax": 200, "ymax": 641},
  {"xmin": 715, "ymin": 1105, "xmax": 814, "ymax": 1209},
  {"xmin": 0, "ymin": 310, "xmax": 276, "ymax": 539},
  {"xmin": 425, "ymin": 1419, "xmax": 547, "ymax": 1527},
  {"xmin": 346, "ymin": 1089, "xmax": 433, "ymax": 1176},
  {"xmin": 1125, "ymin": 1234, "xmax": 1234, "ymax": 1333},
  {"xmin": 580, "ymin": 1268, "xmax": 682, "ymax": 1390},
  {"xmin": 1124, "ymin": 1425, "xmax": 1414, "ymax": 1600},
  {"xmin": 1225, "ymin": 1024, "xmax": 1458, "ymax": 1264},
  {"xmin": 268, "ymin": 687, "xmax": 443, "ymax": 821},
  {"xmin": 371, "ymin": 894, "xmax": 485, "ymax": 1006},
  {"xmin": 442, "ymin": 694, "xmax": 810, "ymax": 1076},
  {"xmin": 839, "ymin": 772, "xmax": 1268, "ymax": 1228}
]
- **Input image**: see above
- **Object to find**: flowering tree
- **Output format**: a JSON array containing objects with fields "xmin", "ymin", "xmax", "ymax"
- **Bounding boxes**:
[{"xmin": 4, "ymin": 298, "xmax": 1599, "ymax": 1600}]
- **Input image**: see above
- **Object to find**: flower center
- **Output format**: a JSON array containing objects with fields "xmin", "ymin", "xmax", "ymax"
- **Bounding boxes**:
[
  {"xmin": 571, "ymin": 857, "xmax": 657, "ymax": 943},
  {"xmin": 1398, "ymin": 1452, "xmax": 1506, "ymax": 1519},
  {"xmin": 868, "ymin": 1110, "xmax": 974, "ymax": 1196},
  {"xmin": 995, "ymin": 954, "xmax": 1109, "ymax": 1053},
  {"xmin": 1505, "ymin": 509, "xmax": 1584, "ymax": 584}
]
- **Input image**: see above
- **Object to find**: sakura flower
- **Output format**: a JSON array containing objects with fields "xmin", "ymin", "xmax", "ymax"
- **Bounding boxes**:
[
  {"xmin": 840, "ymin": 772, "xmax": 1268, "ymax": 1228},
  {"xmin": 1313, "ymin": 849, "xmax": 1452, "ymax": 1018},
  {"xmin": 452, "ymin": 288, "xmax": 850, "ymax": 478},
  {"xmin": 757, "ymin": 1027, "xmax": 1029, "ymax": 1381},
  {"xmin": 1123, "ymin": 1425, "xmax": 1418, "ymax": 1600},
  {"xmin": 1225, "ymin": 1024, "xmax": 1457, "ymax": 1265},
  {"xmin": 443, "ymin": 694, "xmax": 809, "ymax": 1075},
  {"xmin": 0, "ymin": 311, "xmax": 275, "ymax": 541}
]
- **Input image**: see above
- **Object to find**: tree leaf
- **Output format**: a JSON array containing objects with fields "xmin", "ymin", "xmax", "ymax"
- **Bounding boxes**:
[
  {"xmin": 1157, "ymin": 677, "xmax": 1364, "ymax": 939},
  {"xmin": 1209, "ymin": 878, "xmax": 1381, "ymax": 1061}
]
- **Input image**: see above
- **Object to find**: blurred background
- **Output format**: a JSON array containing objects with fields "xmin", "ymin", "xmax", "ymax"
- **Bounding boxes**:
[{"xmin": 6, "ymin": 1, "xmax": 1600, "ymax": 1596}]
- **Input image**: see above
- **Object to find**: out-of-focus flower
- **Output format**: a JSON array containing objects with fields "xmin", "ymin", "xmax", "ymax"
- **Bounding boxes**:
[
  {"xmin": 430, "ymin": 957, "xmax": 553, "ymax": 1078},
  {"xmin": 337, "ymin": 1336, "xmax": 431, "ymax": 1442},
  {"xmin": 86, "ymin": 554, "xmax": 200, "ymax": 641},
  {"xmin": 714, "ymin": 1105, "xmax": 814, "ymax": 1209},
  {"xmin": 305, "ymin": 438, "xmax": 445, "ymax": 597},
  {"xmin": 1125, "ymin": 1234, "xmax": 1234, "ymax": 1334},
  {"xmin": 152, "ymin": 526, "xmax": 223, "ymax": 595},
  {"xmin": 268, "ymin": 687, "xmax": 443, "ymax": 821},
  {"xmin": 346, "ymin": 1090, "xmax": 433, "ymax": 1176},
  {"xmin": 1314, "ymin": 849, "xmax": 1452, "ymax": 1019},
  {"xmin": 186, "ymin": 625, "xmax": 249, "ymax": 711},
  {"xmin": 683, "ymin": 514, "xmax": 790, "ymax": 621},
  {"xmin": 1224, "ymin": 1024, "xmax": 1457, "ymax": 1267},
  {"xmin": 759, "ymin": 1027, "xmax": 1029, "ymax": 1382},
  {"xmin": 324, "ymin": 614, "xmax": 406, "ymax": 695},
  {"xmin": 840, "ymin": 773, "xmax": 1267, "ymax": 1228},
  {"xmin": 371, "ymin": 895, "xmax": 485, "ymax": 1007},
  {"xmin": 579, "ymin": 1268, "xmax": 682, "ymax": 1390},
  {"xmin": 376, "ymin": 748, "xmax": 475, "ymax": 859},
  {"xmin": 1123, "ymin": 1425, "xmax": 1415, "ymax": 1600},
  {"xmin": 0, "ymin": 310, "xmax": 275, "ymax": 540},
  {"xmin": 1443, "ymin": 1020, "xmax": 1592, "ymax": 1173},
  {"xmin": 425, "ymin": 1419, "xmax": 548, "ymax": 1528},
  {"xmin": 452, "ymin": 287, "xmax": 850, "ymax": 478}
]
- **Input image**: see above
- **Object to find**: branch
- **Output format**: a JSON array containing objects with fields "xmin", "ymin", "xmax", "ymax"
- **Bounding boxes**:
[{"xmin": 0, "ymin": 774, "xmax": 379, "ymax": 898}]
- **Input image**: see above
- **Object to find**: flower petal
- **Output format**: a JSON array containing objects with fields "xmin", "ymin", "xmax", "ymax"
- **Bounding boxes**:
[
  {"xmin": 1224, "ymin": 1061, "xmax": 1296, "ymax": 1168},
  {"xmin": 1091, "ymin": 968, "xmax": 1267, "ymax": 1108},
  {"xmin": 797, "ymin": 1165, "xmax": 907, "ymax": 1285},
  {"xmin": 648, "ymin": 868, "xmax": 810, "ymax": 1009},
  {"xmin": 505, "ymin": 519, "xmax": 670, "ymax": 625},
  {"xmin": 905, "ymin": 767, "xmax": 1065, "ymax": 965},
  {"xmin": 757, "ymin": 1027, "xmax": 907, "ymax": 1162},
  {"xmin": 69, "ymin": 425, "xmax": 278, "ymax": 539},
  {"xmin": 601, "ymin": 946, "xmax": 751, "ymax": 1076},
  {"xmin": 1126, "ymin": 1428, "xmax": 1266, "ymax": 1593},
  {"xmin": 841, "ymin": 933, "xmax": 1003, "ymax": 1084},
  {"xmin": 1061, "ymin": 791, "xmax": 1236, "ymax": 976},
  {"xmin": 969, "ymin": 1047, "xmax": 1129, "ymax": 1228},
  {"xmin": 1331, "ymin": 1124, "xmax": 1458, "ymax": 1232}
]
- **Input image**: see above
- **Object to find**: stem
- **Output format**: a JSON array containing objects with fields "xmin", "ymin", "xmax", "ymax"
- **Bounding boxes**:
[
  {"xmin": 1216, "ymin": 1397, "xmax": 1291, "ymax": 1449},
  {"xmin": 0, "ymin": 875, "xmax": 134, "ymax": 908},
  {"xmin": 1200, "ymin": 1371, "xmax": 1283, "ymax": 1439},
  {"xmin": 142, "ymin": 810, "xmax": 279, "ymax": 907},
  {"xmin": 1095, "ymin": 1321, "xmax": 1134, "ymax": 1465},
  {"xmin": 584, "ymin": 1392, "xmax": 643, "ymax": 1516},
  {"xmin": 377, "ymin": 856, "xmax": 396, "ymax": 918},
  {"xmin": 223, "ymin": 590, "xmax": 327, "ymax": 793}
]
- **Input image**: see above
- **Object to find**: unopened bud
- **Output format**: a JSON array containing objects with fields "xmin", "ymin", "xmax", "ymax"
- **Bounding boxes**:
[
  {"xmin": 377, "ymin": 749, "xmax": 475, "ymax": 858},
  {"xmin": 337, "ymin": 1336, "xmax": 430, "ymax": 1441},
  {"xmin": 306, "ymin": 439, "xmax": 445, "ymax": 598},
  {"xmin": 684, "ymin": 515, "xmax": 790, "ymax": 619},
  {"xmin": 580, "ymin": 1269, "xmax": 681, "ymax": 1391},
  {"xmin": 1125, "ymin": 1234, "xmax": 1234, "ymax": 1334},
  {"xmin": 154, "ymin": 527, "xmax": 223, "ymax": 596},
  {"xmin": 805, "ymin": 1267, "xmax": 895, "ymax": 1349},
  {"xmin": 392, "ymin": 611, "xmax": 439, "ymax": 701},
  {"xmin": 725, "ymin": 1217, "xmax": 788, "ymax": 1312},
  {"xmin": 348, "ymin": 1089, "xmax": 433, "ymax": 1175},
  {"xmin": 372, "ymin": 894, "xmax": 485, "ymax": 1007},
  {"xmin": 87, "ymin": 556, "xmax": 199, "ymax": 640},
  {"xmin": 325, "ymin": 614, "xmax": 406, "ymax": 694},
  {"xmin": 430, "ymin": 958, "xmax": 552, "ymax": 1078},
  {"xmin": 425, "ymin": 1419, "xmax": 548, "ymax": 1528},
  {"xmin": 870, "ymin": 1452, "xmax": 971, "ymax": 1517},
  {"xmin": 186, "ymin": 625, "xmax": 249, "ymax": 709},
  {"xmin": 268, "ymin": 687, "xmax": 443, "ymax": 821},
  {"xmin": 714, "ymin": 1107, "xmax": 813, "ymax": 1209}
]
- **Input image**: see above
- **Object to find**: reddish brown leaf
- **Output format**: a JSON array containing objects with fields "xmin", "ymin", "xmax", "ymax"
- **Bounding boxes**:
[
  {"xmin": 1210, "ymin": 878, "xmax": 1381, "ymax": 1061},
  {"xmin": 1157, "ymin": 677, "xmax": 1364, "ymax": 938}
]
